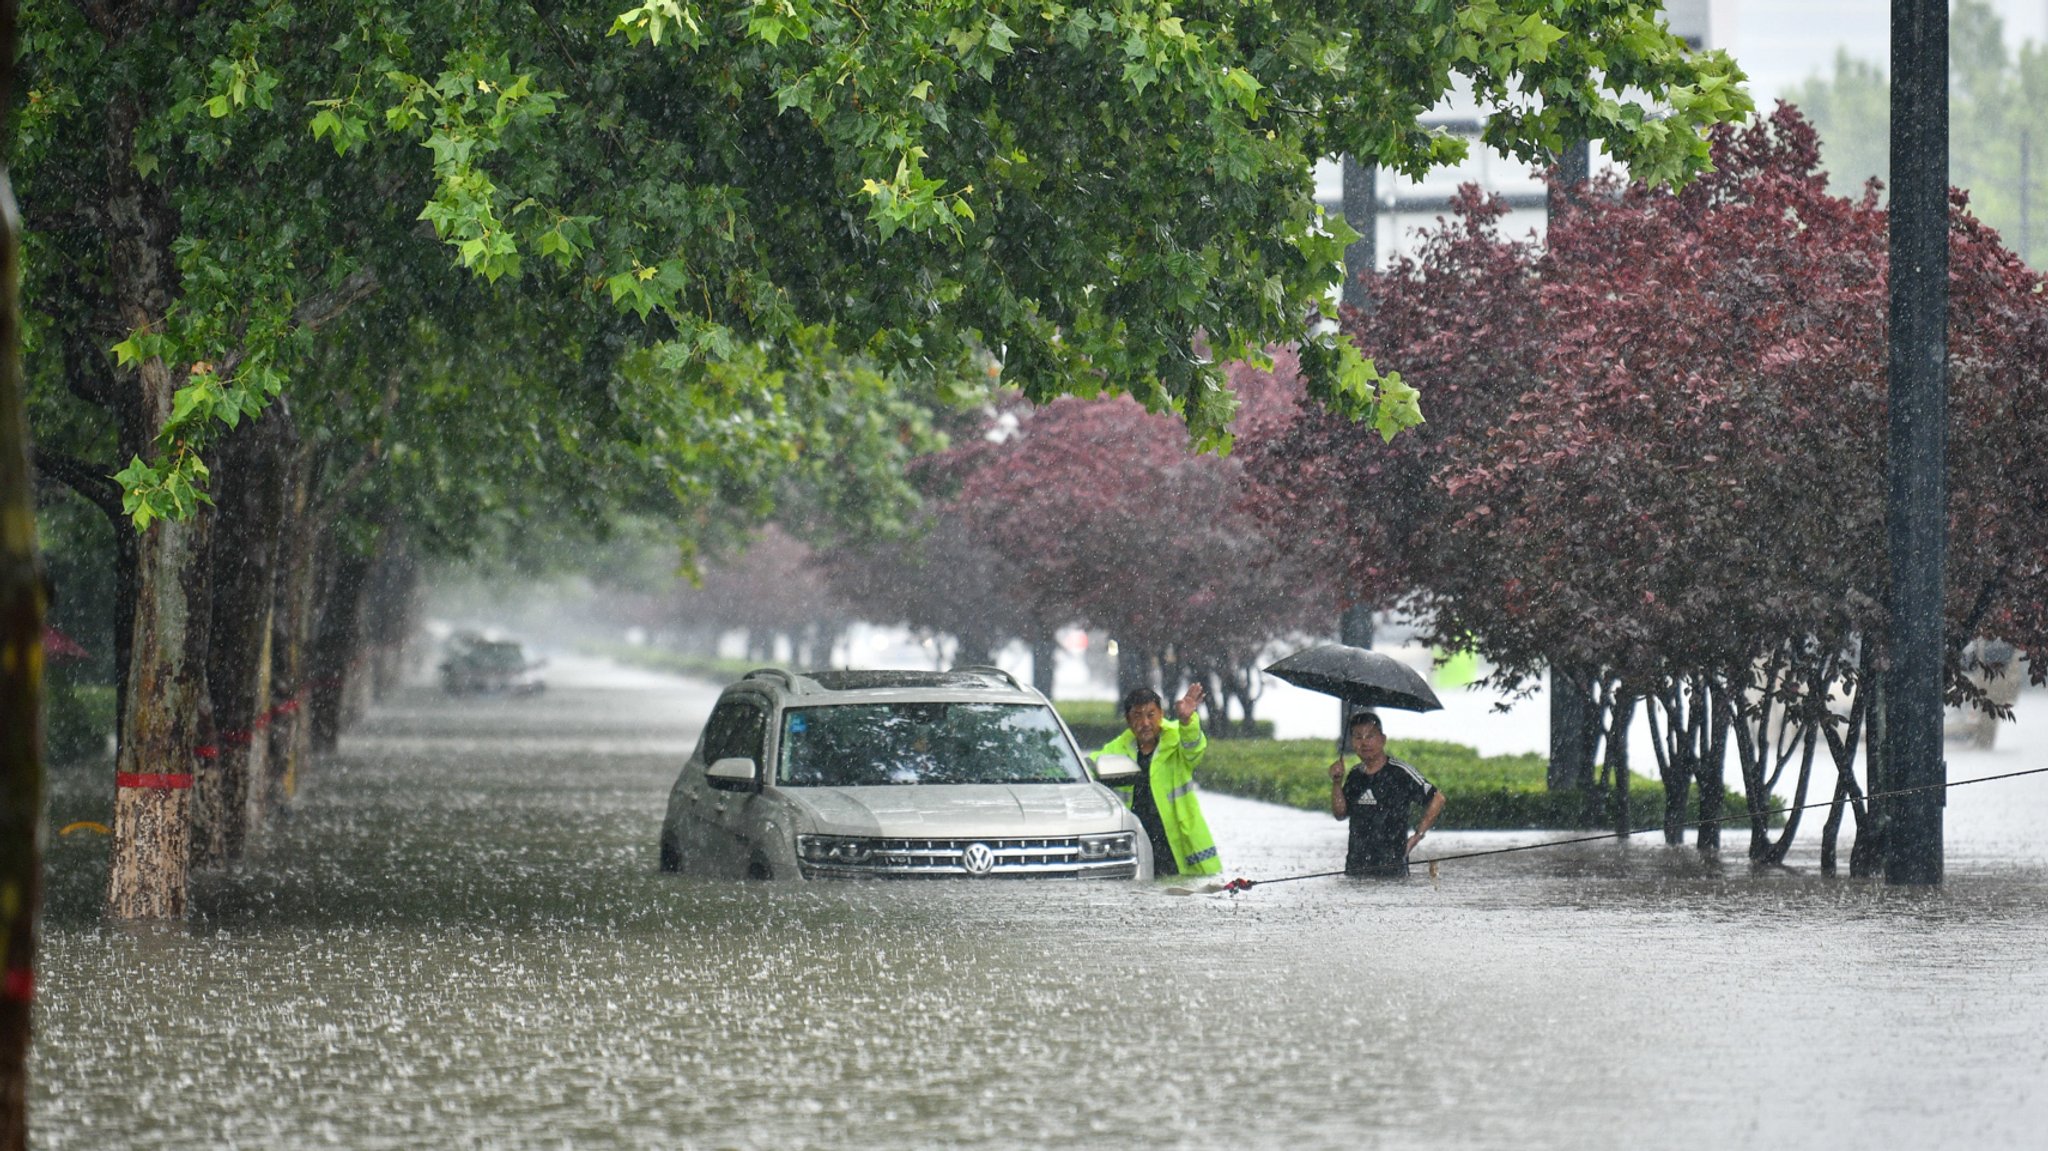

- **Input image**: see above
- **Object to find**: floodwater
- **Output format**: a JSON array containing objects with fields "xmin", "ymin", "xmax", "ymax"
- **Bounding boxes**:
[{"xmin": 31, "ymin": 658, "xmax": 2048, "ymax": 1149}]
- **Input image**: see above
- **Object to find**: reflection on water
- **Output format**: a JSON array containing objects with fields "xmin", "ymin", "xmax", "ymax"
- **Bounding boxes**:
[{"xmin": 32, "ymin": 665, "xmax": 2048, "ymax": 1149}]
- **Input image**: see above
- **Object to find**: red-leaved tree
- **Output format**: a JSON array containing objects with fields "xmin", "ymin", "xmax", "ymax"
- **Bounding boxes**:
[{"xmin": 1242, "ymin": 105, "xmax": 2048, "ymax": 867}]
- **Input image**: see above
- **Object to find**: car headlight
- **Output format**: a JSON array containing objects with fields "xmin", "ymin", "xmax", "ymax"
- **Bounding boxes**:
[
  {"xmin": 1077, "ymin": 832, "xmax": 1135, "ymax": 861},
  {"xmin": 798, "ymin": 835, "xmax": 875, "ymax": 864}
]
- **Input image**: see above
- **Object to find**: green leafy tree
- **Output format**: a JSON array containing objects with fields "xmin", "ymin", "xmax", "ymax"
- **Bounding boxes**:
[{"xmin": 16, "ymin": 1, "xmax": 1746, "ymax": 919}]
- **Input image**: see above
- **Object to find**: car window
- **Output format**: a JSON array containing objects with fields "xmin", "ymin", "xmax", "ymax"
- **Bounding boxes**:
[
  {"xmin": 703, "ymin": 699, "xmax": 767, "ymax": 765},
  {"xmin": 777, "ymin": 702, "xmax": 1086, "ymax": 786}
]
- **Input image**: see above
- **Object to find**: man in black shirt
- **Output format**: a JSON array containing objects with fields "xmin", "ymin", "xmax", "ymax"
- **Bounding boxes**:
[{"xmin": 1329, "ymin": 710, "xmax": 1444, "ymax": 877}]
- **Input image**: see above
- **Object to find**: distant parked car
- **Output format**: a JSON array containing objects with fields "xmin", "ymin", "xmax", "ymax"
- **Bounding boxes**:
[
  {"xmin": 659, "ymin": 667, "xmax": 1150, "ymax": 880},
  {"xmin": 439, "ymin": 632, "xmax": 545, "ymax": 696}
]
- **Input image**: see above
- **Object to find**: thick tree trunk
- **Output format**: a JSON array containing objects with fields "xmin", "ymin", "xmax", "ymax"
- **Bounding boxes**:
[
  {"xmin": 198, "ymin": 418, "xmax": 285, "ymax": 864},
  {"xmin": 308, "ymin": 548, "xmax": 373, "ymax": 753},
  {"xmin": 1029, "ymin": 627, "xmax": 1057, "ymax": 699},
  {"xmin": 108, "ymin": 506, "xmax": 211, "ymax": 919},
  {"xmin": 2, "ymin": 27, "xmax": 45, "ymax": 1133},
  {"xmin": 361, "ymin": 536, "xmax": 416, "ymax": 700},
  {"xmin": 105, "ymin": 90, "xmax": 207, "ymax": 921}
]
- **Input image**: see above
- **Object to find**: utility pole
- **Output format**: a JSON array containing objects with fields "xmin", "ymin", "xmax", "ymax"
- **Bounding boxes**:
[
  {"xmin": 1545, "ymin": 139, "xmax": 1599, "ymax": 792},
  {"xmin": 1340, "ymin": 154, "xmax": 1377, "ymax": 316},
  {"xmin": 1337, "ymin": 155, "xmax": 1377, "ymax": 751},
  {"xmin": 1884, "ymin": 0, "xmax": 1949, "ymax": 885}
]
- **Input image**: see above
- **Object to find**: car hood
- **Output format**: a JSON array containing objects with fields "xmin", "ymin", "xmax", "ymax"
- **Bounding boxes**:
[{"xmin": 781, "ymin": 783, "xmax": 1130, "ymax": 838}]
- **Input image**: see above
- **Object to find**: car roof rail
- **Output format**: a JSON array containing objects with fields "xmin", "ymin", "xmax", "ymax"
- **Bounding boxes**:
[
  {"xmin": 742, "ymin": 667, "xmax": 797, "ymax": 689},
  {"xmin": 950, "ymin": 664, "xmax": 1023, "ymax": 690}
]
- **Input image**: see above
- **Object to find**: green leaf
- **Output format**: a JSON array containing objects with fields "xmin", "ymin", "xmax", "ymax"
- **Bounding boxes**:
[{"xmin": 1370, "ymin": 370, "xmax": 1424, "ymax": 442}]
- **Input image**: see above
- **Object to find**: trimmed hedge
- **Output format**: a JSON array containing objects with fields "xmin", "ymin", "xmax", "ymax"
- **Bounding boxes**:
[
  {"xmin": 1192, "ymin": 738, "xmax": 1750, "ymax": 831},
  {"xmin": 584, "ymin": 643, "xmax": 765, "ymax": 684}
]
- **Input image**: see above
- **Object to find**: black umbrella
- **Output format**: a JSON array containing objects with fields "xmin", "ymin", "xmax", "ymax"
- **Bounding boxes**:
[{"xmin": 1263, "ymin": 643, "xmax": 1444, "ymax": 713}]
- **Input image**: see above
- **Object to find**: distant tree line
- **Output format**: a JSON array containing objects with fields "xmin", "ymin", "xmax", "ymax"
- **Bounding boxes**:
[{"xmin": 1792, "ymin": 0, "xmax": 2048, "ymax": 270}]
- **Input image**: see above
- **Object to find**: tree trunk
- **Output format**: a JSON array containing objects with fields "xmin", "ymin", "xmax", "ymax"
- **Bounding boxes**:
[
  {"xmin": 260, "ymin": 441, "xmax": 321, "ymax": 819},
  {"xmin": 108, "ymin": 505, "xmax": 211, "ymax": 919},
  {"xmin": 1649, "ymin": 685, "xmax": 1694, "ymax": 845},
  {"xmin": 361, "ymin": 534, "xmax": 416, "ymax": 700},
  {"xmin": 1727, "ymin": 690, "xmax": 1774, "ymax": 863},
  {"xmin": 105, "ymin": 90, "xmax": 208, "ymax": 921},
  {"xmin": 1231, "ymin": 661, "xmax": 1257, "ymax": 730},
  {"xmin": 198, "ymin": 417, "xmax": 285, "ymax": 865},
  {"xmin": 1115, "ymin": 639, "xmax": 1154, "ymax": 699},
  {"xmin": 2, "ymin": 25, "xmax": 45, "ymax": 1131},
  {"xmin": 1694, "ymin": 682, "xmax": 1728, "ymax": 857},
  {"xmin": 1820, "ymin": 654, "xmax": 1875, "ymax": 876},
  {"xmin": 1608, "ymin": 692, "xmax": 1637, "ymax": 837},
  {"xmin": 1760, "ymin": 728, "xmax": 1816, "ymax": 866},
  {"xmin": 308, "ymin": 548, "xmax": 373, "ymax": 753},
  {"xmin": 1547, "ymin": 663, "xmax": 1601, "ymax": 792},
  {"xmin": 1850, "ymin": 668, "xmax": 1885, "ymax": 878},
  {"xmin": 953, "ymin": 625, "xmax": 994, "ymax": 668},
  {"xmin": 1029, "ymin": 628, "xmax": 1057, "ymax": 699}
]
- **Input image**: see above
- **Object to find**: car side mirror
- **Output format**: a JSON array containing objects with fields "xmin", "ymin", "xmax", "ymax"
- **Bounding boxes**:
[
  {"xmin": 707, "ymin": 756, "xmax": 762, "ymax": 792},
  {"xmin": 1093, "ymin": 754, "xmax": 1140, "ymax": 785}
]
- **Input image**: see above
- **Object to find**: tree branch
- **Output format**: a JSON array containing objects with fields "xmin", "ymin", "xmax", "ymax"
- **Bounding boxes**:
[
  {"xmin": 307, "ymin": 374, "xmax": 401, "ymax": 533},
  {"xmin": 294, "ymin": 267, "xmax": 381, "ymax": 333},
  {"xmin": 61, "ymin": 313, "xmax": 118, "ymax": 408},
  {"xmin": 29, "ymin": 449, "xmax": 122, "ymax": 523}
]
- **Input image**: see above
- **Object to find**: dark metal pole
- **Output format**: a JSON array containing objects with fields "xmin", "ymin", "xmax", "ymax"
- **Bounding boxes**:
[
  {"xmin": 1340, "ymin": 154, "xmax": 1377, "ymax": 315},
  {"xmin": 1555, "ymin": 139, "xmax": 1591, "ymax": 208},
  {"xmin": 1884, "ymin": 0, "xmax": 1949, "ymax": 885},
  {"xmin": 1545, "ymin": 138, "xmax": 1597, "ymax": 794},
  {"xmin": 1337, "ymin": 156, "xmax": 1377, "ymax": 751}
]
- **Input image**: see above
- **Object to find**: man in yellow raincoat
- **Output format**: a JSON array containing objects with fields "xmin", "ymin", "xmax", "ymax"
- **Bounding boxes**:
[{"xmin": 1096, "ymin": 683, "xmax": 1221, "ymax": 878}]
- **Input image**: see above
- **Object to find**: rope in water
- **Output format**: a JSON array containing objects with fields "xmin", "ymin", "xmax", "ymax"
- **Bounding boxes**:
[{"xmin": 1216, "ymin": 763, "xmax": 2048, "ymax": 893}]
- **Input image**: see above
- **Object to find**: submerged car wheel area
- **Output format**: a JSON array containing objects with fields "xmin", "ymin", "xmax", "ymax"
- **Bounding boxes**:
[{"xmin": 659, "ymin": 667, "xmax": 1150, "ymax": 881}]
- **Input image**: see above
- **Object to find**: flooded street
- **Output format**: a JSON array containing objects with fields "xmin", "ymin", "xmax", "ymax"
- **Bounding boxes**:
[{"xmin": 31, "ymin": 659, "xmax": 2048, "ymax": 1149}]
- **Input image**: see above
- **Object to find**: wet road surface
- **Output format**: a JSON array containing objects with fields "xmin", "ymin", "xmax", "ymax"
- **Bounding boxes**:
[{"xmin": 31, "ymin": 658, "xmax": 2048, "ymax": 1148}]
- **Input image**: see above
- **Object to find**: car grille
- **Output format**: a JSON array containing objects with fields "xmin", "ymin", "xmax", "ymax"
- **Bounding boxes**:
[{"xmin": 798, "ymin": 836, "xmax": 1138, "ymax": 880}]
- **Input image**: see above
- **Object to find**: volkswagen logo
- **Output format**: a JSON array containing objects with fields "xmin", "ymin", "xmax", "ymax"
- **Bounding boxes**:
[{"xmin": 960, "ymin": 842, "xmax": 997, "ymax": 876}]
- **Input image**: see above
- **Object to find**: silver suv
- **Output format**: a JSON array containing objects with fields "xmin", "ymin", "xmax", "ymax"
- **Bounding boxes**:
[{"xmin": 658, "ymin": 667, "xmax": 1150, "ymax": 880}]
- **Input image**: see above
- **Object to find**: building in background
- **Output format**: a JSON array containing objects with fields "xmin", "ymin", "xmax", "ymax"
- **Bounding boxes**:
[
  {"xmin": 1317, "ymin": 0, "xmax": 2048, "ymax": 269},
  {"xmin": 1315, "ymin": 2, "xmax": 1722, "ymax": 265}
]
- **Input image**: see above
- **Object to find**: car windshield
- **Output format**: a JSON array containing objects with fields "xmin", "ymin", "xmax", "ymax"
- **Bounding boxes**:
[
  {"xmin": 470, "ymin": 642, "xmax": 527, "ymax": 670},
  {"xmin": 777, "ymin": 702, "xmax": 1086, "ymax": 786}
]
